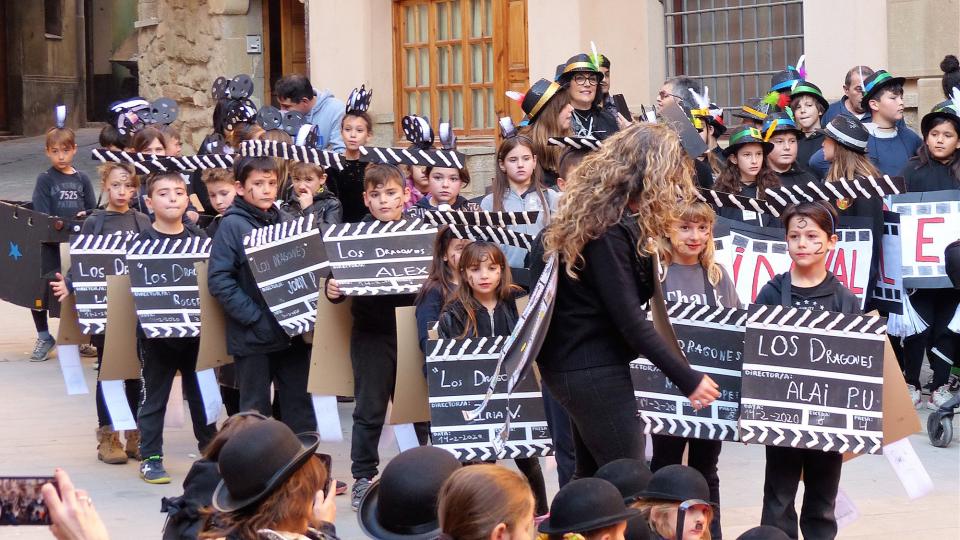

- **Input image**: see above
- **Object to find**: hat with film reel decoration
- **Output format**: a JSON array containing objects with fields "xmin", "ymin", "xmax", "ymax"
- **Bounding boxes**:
[{"xmin": 212, "ymin": 74, "xmax": 257, "ymax": 131}]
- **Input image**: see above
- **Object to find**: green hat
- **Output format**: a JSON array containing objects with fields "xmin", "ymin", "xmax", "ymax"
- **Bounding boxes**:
[{"xmin": 723, "ymin": 125, "xmax": 774, "ymax": 157}]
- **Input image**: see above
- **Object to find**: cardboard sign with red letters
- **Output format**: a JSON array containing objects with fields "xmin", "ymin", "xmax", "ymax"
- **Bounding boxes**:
[{"xmin": 889, "ymin": 190, "xmax": 959, "ymax": 289}]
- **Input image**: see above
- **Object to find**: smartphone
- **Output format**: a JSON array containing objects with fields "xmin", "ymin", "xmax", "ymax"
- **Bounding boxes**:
[
  {"xmin": 612, "ymin": 93, "xmax": 631, "ymax": 119},
  {"xmin": 0, "ymin": 476, "xmax": 56, "ymax": 526},
  {"xmin": 316, "ymin": 453, "xmax": 333, "ymax": 495}
]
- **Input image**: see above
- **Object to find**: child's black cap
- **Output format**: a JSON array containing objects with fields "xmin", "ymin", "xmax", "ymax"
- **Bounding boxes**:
[
  {"xmin": 859, "ymin": 69, "xmax": 906, "ymax": 110},
  {"xmin": 920, "ymin": 97, "xmax": 960, "ymax": 137},
  {"xmin": 790, "ymin": 81, "xmax": 830, "ymax": 112},
  {"xmin": 816, "ymin": 114, "xmax": 869, "ymax": 154},
  {"xmin": 520, "ymin": 78, "xmax": 563, "ymax": 124},
  {"xmin": 731, "ymin": 98, "xmax": 774, "ymax": 123},
  {"xmin": 594, "ymin": 458, "xmax": 653, "ymax": 504},
  {"xmin": 538, "ymin": 478, "xmax": 641, "ymax": 535},
  {"xmin": 736, "ymin": 525, "xmax": 792, "ymax": 540},
  {"xmin": 636, "ymin": 464, "xmax": 714, "ymax": 506}
]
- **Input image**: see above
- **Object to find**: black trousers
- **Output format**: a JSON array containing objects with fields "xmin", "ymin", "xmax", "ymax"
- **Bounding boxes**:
[
  {"xmin": 93, "ymin": 334, "xmax": 142, "ymax": 428},
  {"xmin": 31, "ymin": 309, "xmax": 48, "ymax": 333},
  {"xmin": 514, "ymin": 457, "xmax": 549, "ymax": 516},
  {"xmin": 903, "ymin": 289, "xmax": 960, "ymax": 390},
  {"xmin": 234, "ymin": 337, "xmax": 316, "ymax": 434},
  {"xmin": 761, "ymin": 446, "xmax": 842, "ymax": 540},
  {"xmin": 540, "ymin": 364, "xmax": 644, "ymax": 478},
  {"xmin": 652, "ymin": 435, "xmax": 723, "ymax": 539},
  {"xmin": 137, "ymin": 337, "xmax": 216, "ymax": 458},
  {"xmin": 540, "ymin": 378, "xmax": 575, "ymax": 488}
]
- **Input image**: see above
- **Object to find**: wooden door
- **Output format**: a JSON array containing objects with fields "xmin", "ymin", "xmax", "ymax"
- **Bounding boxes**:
[
  {"xmin": 493, "ymin": 0, "xmax": 528, "ymax": 125},
  {"xmin": 280, "ymin": 0, "xmax": 307, "ymax": 76}
]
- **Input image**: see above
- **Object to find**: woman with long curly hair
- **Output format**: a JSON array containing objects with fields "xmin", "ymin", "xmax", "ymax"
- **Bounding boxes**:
[{"xmin": 537, "ymin": 123, "xmax": 720, "ymax": 478}]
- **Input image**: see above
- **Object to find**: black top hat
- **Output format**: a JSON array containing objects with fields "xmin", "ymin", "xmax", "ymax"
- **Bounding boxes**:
[
  {"xmin": 358, "ymin": 446, "xmax": 462, "ymax": 540},
  {"xmin": 816, "ymin": 114, "xmax": 869, "ymax": 154},
  {"xmin": 538, "ymin": 478, "xmax": 641, "ymax": 535},
  {"xmin": 860, "ymin": 69, "xmax": 906, "ymax": 110},
  {"xmin": 770, "ymin": 68, "xmax": 802, "ymax": 93},
  {"xmin": 212, "ymin": 418, "xmax": 320, "ymax": 513},
  {"xmin": 723, "ymin": 125, "xmax": 774, "ymax": 157},
  {"xmin": 790, "ymin": 81, "xmax": 830, "ymax": 112},
  {"xmin": 637, "ymin": 465, "xmax": 714, "ymax": 505},
  {"xmin": 558, "ymin": 53, "xmax": 603, "ymax": 84},
  {"xmin": 517, "ymin": 78, "xmax": 563, "ymax": 123},
  {"xmin": 594, "ymin": 459, "xmax": 653, "ymax": 504},
  {"xmin": 920, "ymin": 94, "xmax": 960, "ymax": 137},
  {"xmin": 736, "ymin": 525, "xmax": 792, "ymax": 540}
]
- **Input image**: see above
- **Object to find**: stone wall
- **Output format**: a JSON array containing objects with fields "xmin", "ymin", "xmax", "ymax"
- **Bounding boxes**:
[{"xmin": 137, "ymin": 0, "xmax": 265, "ymax": 153}]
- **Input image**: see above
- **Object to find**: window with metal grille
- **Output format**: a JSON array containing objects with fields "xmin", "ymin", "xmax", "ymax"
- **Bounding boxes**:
[
  {"xmin": 664, "ymin": 0, "xmax": 804, "ymax": 117},
  {"xmin": 394, "ymin": 0, "xmax": 497, "ymax": 140}
]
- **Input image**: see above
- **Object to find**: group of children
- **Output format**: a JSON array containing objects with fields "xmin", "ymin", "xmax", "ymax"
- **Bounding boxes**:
[{"xmin": 20, "ymin": 46, "xmax": 958, "ymax": 540}]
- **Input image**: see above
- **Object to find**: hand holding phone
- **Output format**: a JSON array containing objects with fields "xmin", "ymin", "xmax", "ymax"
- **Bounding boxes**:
[{"xmin": 40, "ymin": 469, "xmax": 109, "ymax": 540}]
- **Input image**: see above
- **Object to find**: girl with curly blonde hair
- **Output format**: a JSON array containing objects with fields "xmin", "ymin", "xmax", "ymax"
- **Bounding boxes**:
[{"xmin": 537, "ymin": 123, "xmax": 721, "ymax": 477}]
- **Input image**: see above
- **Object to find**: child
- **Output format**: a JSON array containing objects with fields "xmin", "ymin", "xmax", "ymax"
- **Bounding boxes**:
[
  {"xmin": 860, "ymin": 69, "xmax": 923, "ymax": 176},
  {"xmin": 712, "ymin": 126, "xmax": 780, "ymax": 226},
  {"xmin": 414, "ymin": 227, "xmax": 471, "ymax": 353},
  {"xmin": 50, "ymin": 163, "xmax": 150, "ymax": 465},
  {"xmin": 324, "ymin": 164, "xmax": 428, "ymax": 510},
  {"xmin": 259, "ymin": 128, "xmax": 294, "ymax": 199},
  {"xmin": 897, "ymin": 98, "xmax": 960, "ymax": 408},
  {"xmin": 437, "ymin": 465, "xmax": 536, "ymax": 540},
  {"xmin": 637, "ymin": 465, "xmax": 715, "ymax": 540},
  {"xmin": 754, "ymin": 202, "xmax": 860, "ymax": 540},
  {"xmin": 159, "ymin": 124, "xmax": 183, "ymax": 156},
  {"xmin": 762, "ymin": 112, "xmax": 818, "ymax": 189},
  {"xmin": 409, "ymin": 164, "xmax": 430, "ymax": 201},
  {"xmin": 516, "ymin": 78, "xmax": 574, "ymax": 188},
  {"xmin": 282, "ymin": 161, "xmax": 343, "ymax": 224},
  {"xmin": 437, "ymin": 241, "xmax": 549, "ymax": 517},
  {"xmin": 789, "ymin": 82, "xmax": 830, "ymax": 174},
  {"xmin": 133, "ymin": 173, "xmax": 218, "ymax": 484},
  {"xmin": 98, "ymin": 124, "xmax": 129, "ymax": 152},
  {"xmin": 31, "ymin": 122, "xmax": 97, "ymax": 361},
  {"xmin": 413, "ymin": 165, "xmax": 480, "ymax": 211},
  {"xmin": 208, "ymin": 156, "xmax": 316, "ymax": 435},
  {"xmin": 654, "ymin": 202, "xmax": 739, "ymax": 540},
  {"xmin": 325, "ymin": 98, "xmax": 374, "ymax": 222},
  {"xmin": 538, "ymin": 477, "xmax": 641, "ymax": 540},
  {"xmin": 480, "ymin": 136, "xmax": 560, "ymax": 271},
  {"xmin": 201, "ymin": 168, "xmax": 237, "ymax": 238}
]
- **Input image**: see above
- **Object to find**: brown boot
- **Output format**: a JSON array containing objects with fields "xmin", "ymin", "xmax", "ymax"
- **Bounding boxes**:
[
  {"xmin": 96, "ymin": 426, "xmax": 128, "ymax": 464},
  {"xmin": 124, "ymin": 430, "xmax": 141, "ymax": 460}
]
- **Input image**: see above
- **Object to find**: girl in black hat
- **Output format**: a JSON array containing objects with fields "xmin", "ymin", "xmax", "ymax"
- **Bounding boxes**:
[
  {"xmin": 437, "ymin": 241, "xmax": 549, "ymax": 517},
  {"xmin": 636, "ymin": 465, "xmax": 715, "ymax": 540},
  {"xmin": 326, "ymin": 86, "xmax": 375, "ymax": 222},
  {"xmin": 896, "ymin": 96, "xmax": 960, "ymax": 410},
  {"xmin": 539, "ymin": 124, "xmax": 720, "ymax": 478},
  {"xmin": 437, "ymin": 465, "xmax": 536, "ymax": 540},
  {"xmin": 514, "ymin": 78, "xmax": 574, "ymax": 188},
  {"xmin": 712, "ymin": 126, "xmax": 781, "ymax": 227},
  {"xmin": 558, "ymin": 53, "xmax": 620, "ymax": 141}
]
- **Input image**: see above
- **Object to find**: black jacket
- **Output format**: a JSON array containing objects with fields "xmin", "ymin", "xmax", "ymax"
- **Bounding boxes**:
[
  {"xmin": 161, "ymin": 459, "xmax": 219, "ymax": 540},
  {"xmin": 775, "ymin": 164, "xmax": 818, "ymax": 190},
  {"xmin": 797, "ymin": 130, "xmax": 825, "ymax": 176},
  {"xmin": 438, "ymin": 297, "xmax": 519, "ymax": 339},
  {"xmin": 755, "ymin": 272, "xmax": 862, "ymax": 314},
  {"xmin": 282, "ymin": 189, "xmax": 344, "ymax": 225},
  {"xmin": 694, "ymin": 157, "xmax": 714, "ymax": 189},
  {"xmin": 900, "ymin": 157, "xmax": 960, "ymax": 193},
  {"xmin": 325, "ymin": 160, "xmax": 367, "ymax": 223},
  {"xmin": 536, "ymin": 215, "xmax": 703, "ymax": 396},
  {"xmin": 415, "ymin": 285, "xmax": 448, "ymax": 353},
  {"xmin": 413, "ymin": 194, "xmax": 482, "ymax": 212},
  {"xmin": 571, "ymin": 106, "xmax": 619, "ymax": 141},
  {"xmin": 208, "ymin": 198, "xmax": 291, "ymax": 356}
]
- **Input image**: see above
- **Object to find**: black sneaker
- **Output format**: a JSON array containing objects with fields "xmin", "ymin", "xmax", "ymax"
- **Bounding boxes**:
[
  {"xmin": 140, "ymin": 456, "xmax": 171, "ymax": 484},
  {"xmin": 351, "ymin": 478, "xmax": 372, "ymax": 511},
  {"xmin": 30, "ymin": 337, "xmax": 56, "ymax": 362}
]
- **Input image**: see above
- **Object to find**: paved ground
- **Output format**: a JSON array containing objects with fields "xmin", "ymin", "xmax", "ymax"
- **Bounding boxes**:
[
  {"xmin": 0, "ymin": 128, "xmax": 102, "ymax": 203},
  {"xmin": 0, "ymin": 132, "xmax": 957, "ymax": 539}
]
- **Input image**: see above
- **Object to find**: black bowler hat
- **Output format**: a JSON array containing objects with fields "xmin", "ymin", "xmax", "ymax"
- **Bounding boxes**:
[
  {"xmin": 212, "ymin": 418, "xmax": 320, "ymax": 512},
  {"xmin": 920, "ymin": 95, "xmax": 960, "ymax": 137},
  {"xmin": 538, "ymin": 478, "xmax": 641, "ymax": 535},
  {"xmin": 816, "ymin": 114, "xmax": 869, "ymax": 154},
  {"xmin": 736, "ymin": 525, "xmax": 792, "ymax": 540},
  {"xmin": 624, "ymin": 515, "xmax": 652, "ymax": 540},
  {"xmin": 860, "ymin": 69, "xmax": 906, "ymax": 110},
  {"xmin": 790, "ymin": 81, "xmax": 831, "ymax": 112},
  {"xmin": 946, "ymin": 239, "xmax": 960, "ymax": 289},
  {"xmin": 637, "ymin": 465, "xmax": 714, "ymax": 506},
  {"xmin": 594, "ymin": 458, "xmax": 653, "ymax": 504},
  {"xmin": 558, "ymin": 53, "xmax": 603, "ymax": 85},
  {"xmin": 723, "ymin": 125, "xmax": 774, "ymax": 157},
  {"xmin": 358, "ymin": 446, "xmax": 462, "ymax": 540},
  {"xmin": 518, "ymin": 78, "xmax": 563, "ymax": 124}
]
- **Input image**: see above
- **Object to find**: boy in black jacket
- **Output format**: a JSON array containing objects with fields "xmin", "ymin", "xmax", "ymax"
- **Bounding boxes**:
[
  {"xmin": 135, "ymin": 173, "xmax": 217, "ymax": 484},
  {"xmin": 208, "ymin": 157, "xmax": 315, "ymax": 434},
  {"xmin": 325, "ymin": 164, "xmax": 428, "ymax": 510}
]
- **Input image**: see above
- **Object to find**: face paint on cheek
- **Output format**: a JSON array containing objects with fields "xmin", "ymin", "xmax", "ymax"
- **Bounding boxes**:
[{"xmin": 812, "ymin": 241, "xmax": 825, "ymax": 255}]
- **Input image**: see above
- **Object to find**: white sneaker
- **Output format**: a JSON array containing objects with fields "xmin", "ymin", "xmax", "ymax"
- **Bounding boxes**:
[
  {"xmin": 928, "ymin": 385, "xmax": 954, "ymax": 410},
  {"xmin": 907, "ymin": 385, "xmax": 922, "ymax": 409}
]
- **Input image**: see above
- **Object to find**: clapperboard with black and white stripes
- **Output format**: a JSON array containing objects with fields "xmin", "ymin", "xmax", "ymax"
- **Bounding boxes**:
[
  {"xmin": 126, "ymin": 236, "xmax": 211, "ymax": 338},
  {"xmin": 739, "ymin": 305, "xmax": 886, "ymax": 455},
  {"xmin": 91, "ymin": 148, "xmax": 236, "ymax": 174},
  {"xmin": 238, "ymin": 140, "xmax": 345, "ymax": 172},
  {"xmin": 889, "ymin": 189, "xmax": 960, "ymax": 289},
  {"xmin": 426, "ymin": 337, "xmax": 553, "ymax": 461},
  {"xmin": 631, "ymin": 301, "xmax": 748, "ymax": 442},
  {"xmin": 322, "ymin": 219, "xmax": 435, "ymax": 296},
  {"xmin": 357, "ymin": 144, "xmax": 465, "ymax": 169},
  {"xmin": 69, "ymin": 233, "xmax": 134, "ymax": 335},
  {"xmin": 244, "ymin": 215, "xmax": 328, "ymax": 336},
  {"xmin": 447, "ymin": 224, "xmax": 534, "ymax": 250},
  {"xmin": 419, "ymin": 210, "xmax": 539, "ymax": 228}
]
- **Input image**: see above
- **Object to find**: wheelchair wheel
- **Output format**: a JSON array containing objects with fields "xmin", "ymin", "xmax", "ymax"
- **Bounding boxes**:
[{"xmin": 928, "ymin": 413, "xmax": 954, "ymax": 448}]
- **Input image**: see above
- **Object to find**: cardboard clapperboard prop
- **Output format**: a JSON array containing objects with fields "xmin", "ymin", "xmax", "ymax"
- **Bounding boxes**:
[
  {"xmin": 91, "ymin": 148, "xmax": 236, "ymax": 174},
  {"xmin": 244, "ymin": 215, "xmax": 328, "ymax": 336},
  {"xmin": 739, "ymin": 305, "xmax": 886, "ymax": 455},
  {"xmin": 872, "ymin": 211, "xmax": 903, "ymax": 314},
  {"xmin": 631, "ymin": 301, "xmax": 748, "ymax": 442},
  {"xmin": 889, "ymin": 189, "xmax": 960, "ymax": 289},
  {"xmin": 418, "ymin": 210, "xmax": 539, "ymax": 228},
  {"xmin": 126, "ymin": 236, "xmax": 211, "ymax": 337},
  {"xmin": 426, "ymin": 336, "xmax": 553, "ymax": 461},
  {"xmin": 322, "ymin": 219, "xmax": 435, "ymax": 296},
  {"xmin": 714, "ymin": 217, "xmax": 873, "ymax": 306},
  {"xmin": 69, "ymin": 233, "xmax": 134, "ymax": 334}
]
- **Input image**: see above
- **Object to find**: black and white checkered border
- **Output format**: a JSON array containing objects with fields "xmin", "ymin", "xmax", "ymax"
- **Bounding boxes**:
[
  {"xmin": 892, "ymin": 199, "xmax": 960, "ymax": 217},
  {"xmin": 357, "ymin": 145, "xmax": 465, "ymax": 169},
  {"xmin": 641, "ymin": 415, "xmax": 739, "ymax": 442},
  {"xmin": 321, "ymin": 218, "xmax": 434, "ymax": 240},
  {"xmin": 547, "ymin": 136, "xmax": 602, "ymax": 150},
  {"xmin": 127, "ymin": 235, "xmax": 211, "ymax": 256},
  {"xmin": 448, "ymin": 224, "xmax": 534, "ymax": 250},
  {"xmin": 80, "ymin": 322, "xmax": 106, "ymax": 335},
  {"xmin": 748, "ymin": 305, "xmax": 887, "ymax": 335},
  {"xmin": 439, "ymin": 442, "xmax": 553, "ymax": 461},
  {"xmin": 277, "ymin": 312, "xmax": 316, "ymax": 335},
  {"xmin": 420, "ymin": 209, "xmax": 539, "ymax": 227},
  {"xmin": 70, "ymin": 232, "xmax": 136, "ymax": 251},
  {"xmin": 427, "ymin": 336, "xmax": 508, "ymax": 359},
  {"xmin": 665, "ymin": 301, "xmax": 750, "ymax": 326},
  {"xmin": 700, "ymin": 176, "xmax": 906, "ymax": 216},
  {"xmin": 142, "ymin": 325, "xmax": 200, "ymax": 339},
  {"xmin": 698, "ymin": 188, "xmax": 781, "ymax": 217},
  {"xmin": 739, "ymin": 425, "xmax": 882, "ymax": 454},
  {"xmin": 339, "ymin": 284, "xmax": 422, "ymax": 296},
  {"xmin": 91, "ymin": 148, "xmax": 235, "ymax": 173},
  {"xmin": 243, "ymin": 214, "xmax": 317, "ymax": 248},
  {"xmin": 238, "ymin": 140, "xmax": 345, "ymax": 171}
]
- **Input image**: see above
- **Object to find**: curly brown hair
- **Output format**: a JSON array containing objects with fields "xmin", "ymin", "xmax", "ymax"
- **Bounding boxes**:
[{"xmin": 543, "ymin": 123, "xmax": 698, "ymax": 278}]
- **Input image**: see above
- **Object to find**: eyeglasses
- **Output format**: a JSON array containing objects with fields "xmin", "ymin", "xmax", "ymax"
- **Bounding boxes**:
[
  {"xmin": 572, "ymin": 74, "xmax": 599, "ymax": 87},
  {"xmin": 658, "ymin": 90, "xmax": 686, "ymax": 102}
]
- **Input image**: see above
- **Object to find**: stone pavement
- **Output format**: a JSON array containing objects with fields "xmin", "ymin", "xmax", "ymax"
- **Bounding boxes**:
[{"xmin": 0, "ymin": 128, "xmax": 102, "ymax": 203}]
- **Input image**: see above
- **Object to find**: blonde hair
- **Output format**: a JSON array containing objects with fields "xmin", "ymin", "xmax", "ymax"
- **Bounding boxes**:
[
  {"xmin": 97, "ymin": 162, "xmax": 139, "ymax": 189},
  {"xmin": 543, "ymin": 123, "xmax": 697, "ymax": 278},
  {"xmin": 438, "ymin": 465, "xmax": 534, "ymax": 540},
  {"xmin": 660, "ymin": 201, "xmax": 722, "ymax": 286},
  {"xmin": 825, "ymin": 141, "xmax": 881, "ymax": 182},
  {"xmin": 641, "ymin": 501, "xmax": 713, "ymax": 540}
]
